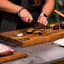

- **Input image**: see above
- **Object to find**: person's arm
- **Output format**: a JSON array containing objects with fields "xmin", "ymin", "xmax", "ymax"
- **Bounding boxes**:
[
  {"xmin": 0, "ymin": 0, "xmax": 23, "ymax": 13},
  {"xmin": 38, "ymin": 0, "xmax": 55, "ymax": 25},
  {"xmin": 0, "ymin": 0, "xmax": 33, "ymax": 23},
  {"xmin": 41, "ymin": 0, "xmax": 55, "ymax": 16}
]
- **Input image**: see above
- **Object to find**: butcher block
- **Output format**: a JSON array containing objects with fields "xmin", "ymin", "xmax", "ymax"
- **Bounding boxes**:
[
  {"xmin": 0, "ymin": 51, "xmax": 27, "ymax": 63},
  {"xmin": 0, "ymin": 28, "xmax": 64, "ymax": 47}
]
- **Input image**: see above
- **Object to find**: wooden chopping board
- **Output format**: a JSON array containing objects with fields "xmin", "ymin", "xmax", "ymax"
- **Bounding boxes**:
[
  {"xmin": 0, "ymin": 51, "xmax": 27, "ymax": 63},
  {"xmin": 0, "ymin": 28, "xmax": 64, "ymax": 47}
]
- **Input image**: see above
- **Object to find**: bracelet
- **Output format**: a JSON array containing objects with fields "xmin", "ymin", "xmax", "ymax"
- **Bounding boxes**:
[
  {"xmin": 17, "ymin": 7, "xmax": 25, "ymax": 16},
  {"xmin": 44, "ymin": 14, "xmax": 48, "ymax": 17},
  {"xmin": 40, "ymin": 13, "xmax": 48, "ymax": 18}
]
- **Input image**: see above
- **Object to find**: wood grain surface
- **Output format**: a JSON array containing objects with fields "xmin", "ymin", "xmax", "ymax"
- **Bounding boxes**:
[
  {"xmin": 0, "ymin": 28, "xmax": 64, "ymax": 47},
  {"xmin": 56, "ymin": 61, "xmax": 64, "ymax": 64},
  {"xmin": 0, "ymin": 51, "xmax": 27, "ymax": 63}
]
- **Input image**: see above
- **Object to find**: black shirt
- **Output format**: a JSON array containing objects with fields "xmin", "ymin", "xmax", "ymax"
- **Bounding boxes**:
[{"xmin": 0, "ymin": 0, "xmax": 45, "ymax": 32}]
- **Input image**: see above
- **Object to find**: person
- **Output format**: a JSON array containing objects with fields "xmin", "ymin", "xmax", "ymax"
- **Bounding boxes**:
[{"xmin": 0, "ymin": 0, "xmax": 55, "ymax": 32}]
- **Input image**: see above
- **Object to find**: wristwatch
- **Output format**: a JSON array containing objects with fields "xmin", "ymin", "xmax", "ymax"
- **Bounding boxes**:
[{"xmin": 40, "ymin": 13, "xmax": 48, "ymax": 18}]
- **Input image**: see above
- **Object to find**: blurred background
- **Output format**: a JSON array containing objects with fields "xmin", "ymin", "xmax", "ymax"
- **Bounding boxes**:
[{"xmin": 48, "ymin": 0, "xmax": 64, "ymax": 24}]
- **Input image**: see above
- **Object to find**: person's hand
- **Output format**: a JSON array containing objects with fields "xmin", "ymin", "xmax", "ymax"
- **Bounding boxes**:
[
  {"xmin": 19, "ymin": 9, "xmax": 33, "ymax": 23},
  {"xmin": 38, "ymin": 13, "xmax": 48, "ymax": 26}
]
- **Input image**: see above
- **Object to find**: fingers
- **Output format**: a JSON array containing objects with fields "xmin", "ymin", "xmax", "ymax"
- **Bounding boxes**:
[
  {"xmin": 21, "ymin": 16, "xmax": 33, "ymax": 23},
  {"xmin": 29, "ymin": 15, "xmax": 33, "ymax": 23},
  {"xmin": 38, "ymin": 16, "xmax": 48, "ymax": 26},
  {"xmin": 42, "ymin": 17, "xmax": 48, "ymax": 26},
  {"xmin": 25, "ymin": 15, "xmax": 33, "ymax": 23},
  {"xmin": 19, "ymin": 9, "xmax": 33, "ymax": 23}
]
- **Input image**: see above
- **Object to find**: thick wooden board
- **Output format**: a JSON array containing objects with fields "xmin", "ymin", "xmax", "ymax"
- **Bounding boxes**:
[
  {"xmin": 56, "ymin": 61, "xmax": 64, "ymax": 64},
  {"xmin": 0, "ymin": 51, "xmax": 27, "ymax": 63},
  {"xmin": 0, "ymin": 28, "xmax": 64, "ymax": 47}
]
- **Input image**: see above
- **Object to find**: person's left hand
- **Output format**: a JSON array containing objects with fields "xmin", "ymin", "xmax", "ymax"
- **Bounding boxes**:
[{"xmin": 37, "ymin": 13, "xmax": 48, "ymax": 26}]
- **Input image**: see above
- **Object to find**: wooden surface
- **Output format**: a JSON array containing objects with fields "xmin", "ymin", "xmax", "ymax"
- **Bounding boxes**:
[
  {"xmin": 54, "ymin": 10, "xmax": 64, "ymax": 17},
  {"xmin": 56, "ymin": 61, "xmax": 64, "ymax": 64},
  {"xmin": 0, "ymin": 28, "xmax": 64, "ymax": 47},
  {"xmin": 0, "ymin": 51, "xmax": 27, "ymax": 63}
]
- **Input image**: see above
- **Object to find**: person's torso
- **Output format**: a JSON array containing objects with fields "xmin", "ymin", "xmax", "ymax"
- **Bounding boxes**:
[
  {"xmin": 10, "ymin": 0, "xmax": 45, "ymax": 12},
  {"xmin": 0, "ymin": 0, "xmax": 45, "ymax": 32}
]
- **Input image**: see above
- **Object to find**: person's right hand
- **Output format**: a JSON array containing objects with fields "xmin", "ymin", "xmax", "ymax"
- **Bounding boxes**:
[{"xmin": 19, "ymin": 9, "xmax": 33, "ymax": 23}]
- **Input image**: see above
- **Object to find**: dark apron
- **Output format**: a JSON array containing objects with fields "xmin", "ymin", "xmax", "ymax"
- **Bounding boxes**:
[{"xmin": 0, "ymin": 0, "xmax": 45, "ymax": 32}]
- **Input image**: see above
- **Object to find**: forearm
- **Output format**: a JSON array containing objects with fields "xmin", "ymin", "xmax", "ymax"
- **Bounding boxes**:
[
  {"xmin": 41, "ymin": 0, "xmax": 55, "ymax": 16},
  {"xmin": 0, "ymin": 0, "xmax": 23, "ymax": 14}
]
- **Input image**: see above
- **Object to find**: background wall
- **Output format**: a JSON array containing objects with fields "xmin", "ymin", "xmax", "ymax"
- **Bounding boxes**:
[{"xmin": 48, "ymin": 0, "xmax": 64, "ymax": 24}]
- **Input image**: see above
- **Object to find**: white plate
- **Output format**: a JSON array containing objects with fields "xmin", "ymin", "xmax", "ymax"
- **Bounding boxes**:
[{"xmin": 53, "ymin": 38, "xmax": 64, "ymax": 46}]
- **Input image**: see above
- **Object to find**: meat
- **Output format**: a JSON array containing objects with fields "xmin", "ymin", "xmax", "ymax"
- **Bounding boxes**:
[
  {"xmin": 0, "ymin": 44, "xmax": 14, "ymax": 56},
  {"xmin": 49, "ymin": 24, "xmax": 55, "ymax": 28},
  {"xmin": 34, "ymin": 30, "xmax": 42, "ymax": 35},
  {"xmin": 26, "ymin": 28, "xmax": 35, "ymax": 34},
  {"xmin": 53, "ymin": 24, "xmax": 59, "ymax": 30}
]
